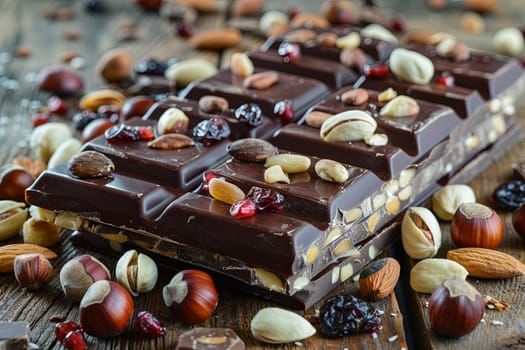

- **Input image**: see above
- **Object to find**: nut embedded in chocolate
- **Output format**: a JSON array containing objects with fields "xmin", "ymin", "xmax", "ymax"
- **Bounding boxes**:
[
  {"xmin": 198, "ymin": 95, "xmax": 229, "ymax": 114},
  {"xmin": 243, "ymin": 71, "xmax": 279, "ymax": 90},
  {"xmin": 147, "ymin": 134, "xmax": 194, "ymax": 150},
  {"xmin": 227, "ymin": 138, "xmax": 278, "ymax": 163},
  {"xmin": 67, "ymin": 151, "xmax": 115, "ymax": 179}
]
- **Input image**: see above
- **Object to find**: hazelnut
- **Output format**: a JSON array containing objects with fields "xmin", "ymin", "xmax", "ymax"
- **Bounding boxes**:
[
  {"xmin": 450, "ymin": 202, "xmax": 503, "ymax": 249},
  {"xmin": 0, "ymin": 165, "xmax": 34, "ymax": 202},
  {"xmin": 80, "ymin": 118, "xmax": 116, "ymax": 143},
  {"xmin": 121, "ymin": 96, "xmax": 156, "ymax": 120},
  {"xmin": 36, "ymin": 66, "xmax": 84, "ymax": 96},
  {"xmin": 14, "ymin": 253, "xmax": 54, "ymax": 290},
  {"xmin": 96, "ymin": 49, "xmax": 134, "ymax": 83},
  {"xmin": 60, "ymin": 254, "xmax": 111, "ymax": 301},
  {"xmin": 512, "ymin": 202, "xmax": 525, "ymax": 240},
  {"xmin": 320, "ymin": 0, "xmax": 353, "ymax": 25}
]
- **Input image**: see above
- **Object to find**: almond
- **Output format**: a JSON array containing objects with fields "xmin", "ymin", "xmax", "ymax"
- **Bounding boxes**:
[
  {"xmin": 447, "ymin": 248, "xmax": 525, "ymax": 279},
  {"xmin": 359, "ymin": 257, "xmax": 400, "ymax": 300},
  {"xmin": 189, "ymin": 28, "xmax": 241, "ymax": 50},
  {"xmin": 0, "ymin": 243, "xmax": 58, "ymax": 273}
]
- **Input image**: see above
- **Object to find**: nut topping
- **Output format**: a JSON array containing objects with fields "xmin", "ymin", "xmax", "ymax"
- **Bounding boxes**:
[
  {"xmin": 243, "ymin": 71, "xmax": 279, "ymax": 90},
  {"xmin": 380, "ymin": 95, "xmax": 420, "ymax": 118},
  {"xmin": 264, "ymin": 165, "xmax": 290, "ymax": 184},
  {"xmin": 335, "ymin": 32, "xmax": 361, "ymax": 49},
  {"xmin": 264, "ymin": 154, "xmax": 311, "ymax": 173},
  {"xmin": 320, "ymin": 110, "xmax": 377, "ymax": 142},
  {"xmin": 389, "ymin": 48, "xmax": 435, "ymax": 85},
  {"xmin": 314, "ymin": 159, "xmax": 349, "ymax": 184},
  {"xmin": 304, "ymin": 111, "xmax": 332, "ymax": 128},
  {"xmin": 339, "ymin": 47, "xmax": 367, "ymax": 70},
  {"xmin": 284, "ymin": 29, "xmax": 317, "ymax": 43},
  {"xmin": 157, "ymin": 107, "xmax": 190, "ymax": 134},
  {"xmin": 230, "ymin": 52, "xmax": 254, "ymax": 77},
  {"xmin": 227, "ymin": 138, "xmax": 278, "ymax": 163},
  {"xmin": 67, "ymin": 151, "xmax": 115, "ymax": 178},
  {"xmin": 198, "ymin": 95, "xmax": 229, "ymax": 114},
  {"xmin": 364, "ymin": 133, "xmax": 388, "ymax": 146},
  {"xmin": 316, "ymin": 32, "xmax": 338, "ymax": 47},
  {"xmin": 147, "ymin": 134, "xmax": 194, "ymax": 150},
  {"xmin": 340, "ymin": 88, "xmax": 369, "ymax": 105}
]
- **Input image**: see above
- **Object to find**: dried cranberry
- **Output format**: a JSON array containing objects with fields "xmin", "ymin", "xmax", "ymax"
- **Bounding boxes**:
[
  {"xmin": 97, "ymin": 104, "xmax": 121, "ymax": 121},
  {"xmin": 363, "ymin": 64, "xmax": 390, "ymax": 79},
  {"xmin": 278, "ymin": 42, "xmax": 301, "ymax": 63},
  {"xmin": 435, "ymin": 72, "xmax": 455, "ymax": 87},
  {"xmin": 135, "ymin": 311, "xmax": 166, "ymax": 339},
  {"xmin": 390, "ymin": 17, "xmax": 406, "ymax": 33},
  {"xmin": 104, "ymin": 124, "xmax": 155, "ymax": 143},
  {"xmin": 320, "ymin": 294, "xmax": 383, "ymax": 337},
  {"xmin": 273, "ymin": 100, "xmax": 294, "ymax": 122},
  {"xmin": 32, "ymin": 113, "xmax": 50, "ymax": 128},
  {"xmin": 55, "ymin": 321, "xmax": 80, "ymax": 343},
  {"xmin": 134, "ymin": 59, "xmax": 168, "ymax": 76},
  {"xmin": 235, "ymin": 103, "xmax": 263, "ymax": 126},
  {"xmin": 247, "ymin": 186, "xmax": 285, "ymax": 213},
  {"xmin": 47, "ymin": 96, "xmax": 68, "ymax": 116},
  {"xmin": 193, "ymin": 117, "xmax": 231, "ymax": 146},
  {"xmin": 201, "ymin": 171, "xmax": 222, "ymax": 193},
  {"xmin": 492, "ymin": 180, "xmax": 525, "ymax": 211},
  {"xmin": 230, "ymin": 198, "xmax": 257, "ymax": 218},
  {"xmin": 72, "ymin": 111, "xmax": 107, "ymax": 131},
  {"xmin": 62, "ymin": 329, "xmax": 88, "ymax": 350},
  {"xmin": 175, "ymin": 21, "xmax": 194, "ymax": 38}
]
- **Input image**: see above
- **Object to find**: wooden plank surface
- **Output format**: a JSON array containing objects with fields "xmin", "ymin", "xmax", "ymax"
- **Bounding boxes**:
[{"xmin": 0, "ymin": 0, "xmax": 524, "ymax": 349}]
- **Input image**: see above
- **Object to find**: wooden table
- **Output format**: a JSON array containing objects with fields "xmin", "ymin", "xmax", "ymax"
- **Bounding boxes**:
[{"xmin": 0, "ymin": 0, "xmax": 524, "ymax": 349}]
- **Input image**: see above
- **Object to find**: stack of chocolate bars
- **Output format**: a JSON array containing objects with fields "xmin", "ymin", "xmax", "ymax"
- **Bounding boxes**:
[{"xmin": 26, "ymin": 26, "xmax": 525, "ymax": 309}]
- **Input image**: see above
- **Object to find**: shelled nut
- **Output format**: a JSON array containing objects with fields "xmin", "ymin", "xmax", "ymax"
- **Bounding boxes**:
[
  {"xmin": 431, "ymin": 184, "xmax": 476, "ymax": 221},
  {"xmin": 320, "ymin": 110, "xmax": 377, "ymax": 142},
  {"xmin": 250, "ymin": 307, "xmax": 316, "ymax": 344},
  {"xmin": 401, "ymin": 207, "xmax": 442, "ymax": 259}
]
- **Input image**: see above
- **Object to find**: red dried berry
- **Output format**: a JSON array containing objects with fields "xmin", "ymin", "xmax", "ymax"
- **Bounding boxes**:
[
  {"xmin": 247, "ymin": 186, "xmax": 285, "ymax": 213},
  {"xmin": 47, "ymin": 96, "xmax": 68, "ymax": 116},
  {"xmin": 390, "ymin": 17, "xmax": 406, "ymax": 33},
  {"xmin": 135, "ymin": 311, "xmax": 166, "ymax": 339},
  {"xmin": 435, "ymin": 72, "xmax": 455, "ymax": 87},
  {"xmin": 363, "ymin": 64, "xmax": 390, "ymax": 79},
  {"xmin": 32, "ymin": 113, "xmax": 50, "ymax": 128},
  {"xmin": 55, "ymin": 321, "xmax": 80, "ymax": 343},
  {"xmin": 62, "ymin": 329, "xmax": 88, "ymax": 350},
  {"xmin": 193, "ymin": 117, "xmax": 231, "ymax": 146},
  {"xmin": 278, "ymin": 42, "xmax": 301, "ymax": 63},
  {"xmin": 201, "ymin": 171, "xmax": 222, "ymax": 193},
  {"xmin": 235, "ymin": 103, "xmax": 263, "ymax": 126},
  {"xmin": 287, "ymin": 6, "xmax": 301, "ymax": 20},
  {"xmin": 104, "ymin": 124, "xmax": 154, "ymax": 143},
  {"xmin": 230, "ymin": 198, "xmax": 257, "ymax": 219},
  {"xmin": 273, "ymin": 100, "xmax": 294, "ymax": 122},
  {"xmin": 176, "ymin": 21, "xmax": 194, "ymax": 38}
]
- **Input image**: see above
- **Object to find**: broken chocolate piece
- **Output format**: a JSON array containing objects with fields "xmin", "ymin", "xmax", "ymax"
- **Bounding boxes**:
[{"xmin": 0, "ymin": 321, "xmax": 30, "ymax": 350}]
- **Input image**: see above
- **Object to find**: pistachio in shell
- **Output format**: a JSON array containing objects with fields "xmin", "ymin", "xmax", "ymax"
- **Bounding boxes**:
[
  {"xmin": 67, "ymin": 151, "xmax": 115, "ymax": 178},
  {"xmin": 227, "ymin": 138, "xmax": 278, "ymax": 163}
]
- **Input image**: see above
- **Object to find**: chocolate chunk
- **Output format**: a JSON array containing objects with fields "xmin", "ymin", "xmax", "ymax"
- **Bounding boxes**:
[
  {"xmin": 176, "ymin": 328, "xmax": 245, "ymax": 350},
  {"xmin": 0, "ymin": 321, "xmax": 30, "ymax": 350}
]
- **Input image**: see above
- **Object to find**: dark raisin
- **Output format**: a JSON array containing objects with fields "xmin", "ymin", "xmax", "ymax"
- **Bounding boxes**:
[
  {"xmin": 247, "ymin": 186, "xmax": 285, "ymax": 213},
  {"xmin": 104, "ymin": 124, "xmax": 154, "ymax": 143},
  {"xmin": 83, "ymin": 0, "xmax": 106, "ymax": 13},
  {"xmin": 175, "ymin": 21, "xmax": 194, "ymax": 38},
  {"xmin": 72, "ymin": 111, "xmax": 107, "ymax": 131},
  {"xmin": 193, "ymin": 117, "xmax": 231, "ymax": 146},
  {"xmin": 134, "ymin": 59, "xmax": 168, "ymax": 76},
  {"xmin": 319, "ymin": 294, "xmax": 383, "ymax": 337},
  {"xmin": 492, "ymin": 180, "xmax": 525, "ymax": 211},
  {"xmin": 235, "ymin": 103, "xmax": 263, "ymax": 126}
]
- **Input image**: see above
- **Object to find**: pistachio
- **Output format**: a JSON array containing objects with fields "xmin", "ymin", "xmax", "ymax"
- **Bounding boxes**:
[
  {"xmin": 264, "ymin": 154, "xmax": 311, "ymax": 173},
  {"xmin": 314, "ymin": 159, "xmax": 349, "ymax": 184},
  {"xmin": 157, "ymin": 107, "xmax": 189, "ymax": 134},
  {"xmin": 380, "ymin": 95, "xmax": 420, "ymax": 118},
  {"xmin": 493, "ymin": 27, "xmax": 524, "ymax": 56},
  {"xmin": 320, "ymin": 110, "xmax": 376, "ymax": 142},
  {"xmin": 67, "ymin": 151, "xmax": 115, "ymax": 178},
  {"xmin": 410, "ymin": 258, "xmax": 468, "ymax": 294},
  {"xmin": 377, "ymin": 87, "xmax": 397, "ymax": 102},
  {"xmin": 264, "ymin": 165, "xmax": 290, "ymax": 184},
  {"xmin": 258, "ymin": 10, "xmax": 289, "ymax": 36},
  {"xmin": 147, "ymin": 134, "xmax": 194, "ymax": 150},
  {"xmin": 79, "ymin": 89, "xmax": 126, "ymax": 111},
  {"xmin": 0, "ymin": 201, "xmax": 28, "ymax": 240},
  {"xmin": 250, "ymin": 307, "xmax": 316, "ymax": 344},
  {"xmin": 431, "ymin": 184, "xmax": 476, "ymax": 221},
  {"xmin": 335, "ymin": 32, "xmax": 361, "ymax": 49},
  {"xmin": 389, "ymin": 48, "xmax": 435, "ymax": 85},
  {"xmin": 47, "ymin": 138, "xmax": 82, "ymax": 168},
  {"xmin": 115, "ymin": 249, "xmax": 158, "ymax": 296},
  {"xmin": 243, "ymin": 71, "xmax": 279, "ymax": 90},
  {"xmin": 361, "ymin": 24, "xmax": 398, "ymax": 43},
  {"xmin": 208, "ymin": 178, "xmax": 245, "ymax": 205},
  {"xmin": 340, "ymin": 88, "xmax": 369, "ymax": 105},
  {"xmin": 304, "ymin": 111, "xmax": 332, "ymax": 128},
  {"xmin": 401, "ymin": 207, "xmax": 442, "ymax": 259},
  {"xmin": 165, "ymin": 58, "xmax": 218, "ymax": 87},
  {"xmin": 227, "ymin": 138, "xmax": 278, "ymax": 163},
  {"xmin": 22, "ymin": 217, "xmax": 60, "ymax": 247},
  {"xmin": 364, "ymin": 133, "xmax": 388, "ymax": 146},
  {"xmin": 30, "ymin": 122, "xmax": 72, "ymax": 162},
  {"xmin": 230, "ymin": 52, "xmax": 254, "ymax": 77}
]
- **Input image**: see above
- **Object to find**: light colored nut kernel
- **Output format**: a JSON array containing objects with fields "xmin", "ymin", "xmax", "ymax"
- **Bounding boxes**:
[
  {"xmin": 47, "ymin": 138, "xmax": 82, "ymax": 168},
  {"xmin": 410, "ymin": 258, "xmax": 468, "ymax": 294},
  {"xmin": 367, "ymin": 212, "xmax": 379, "ymax": 232},
  {"xmin": 331, "ymin": 267, "xmax": 340, "ymax": 284},
  {"xmin": 489, "ymin": 99, "xmax": 501, "ymax": 113},
  {"xmin": 264, "ymin": 165, "xmax": 290, "ymax": 184},
  {"xmin": 378, "ymin": 87, "xmax": 397, "ymax": 102},
  {"xmin": 335, "ymin": 32, "xmax": 361, "ymax": 49},
  {"xmin": 30, "ymin": 123, "xmax": 72, "ymax": 163},
  {"xmin": 250, "ymin": 307, "xmax": 316, "ymax": 344},
  {"xmin": 464, "ymin": 134, "xmax": 479, "ymax": 149},
  {"xmin": 386, "ymin": 196, "xmax": 400, "ymax": 215},
  {"xmin": 380, "ymin": 95, "xmax": 420, "ymax": 118},
  {"xmin": 361, "ymin": 24, "xmax": 398, "ymax": 43},
  {"xmin": 258, "ymin": 10, "xmax": 289, "ymax": 36},
  {"xmin": 333, "ymin": 239, "xmax": 351, "ymax": 256},
  {"xmin": 284, "ymin": 29, "xmax": 317, "ymax": 43},
  {"xmin": 402, "ymin": 207, "xmax": 442, "ymax": 259},
  {"xmin": 293, "ymin": 277, "xmax": 310, "ymax": 291},
  {"xmin": 320, "ymin": 110, "xmax": 377, "ymax": 142},
  {"xmin": 208, "ymin": 178, "xmax": 245, "ymax": 205},
  {"xmin": 345, "ymin": 208, "xmax": 362, "ymax": 223},
  {"xmin": 230, "ymin": 52, "xmax": 254, "ymax": 77},
  {"xmin": 383, "ymin": 179, "xmax": 400, "ymax": 196},
  {"xmin": 157, "ymin": 107, "xmax": 189, "ymax": 134},
  {"xmin": 243, "ymin": 71, "xmax": 279, "ymax": 90},
  {"xmin": 165, "ymin": 58, "xmax": 218, "ymax": 87},
  {"xmin": 389, "ymin": 48, "xmax": 435, "ymax": 85},
  {"xmin": 254, "ymin": 269, "xmax": 284, "ymax": 293},
  {"xmin": 368, "ymin": 245, "xmax": 378, "ymax": 259},
  {"xmin": 373, "ymin": 193, "xmax": 386, "ymax": 210},
  {"xmin": 79, "ymin": 89, "xmax": 126, "ymax": 111},
  {"xmin": 316, "ymin": 32, "xmax": 338, "ymax": 47},
  {"xmin": 459, "ymin": 12, "xmax": 485, "ymax": 33},
  {"xmin": 304, "ymin": 111, "xmax": 332, "ymax": 128},
  {"xmin": 147, "ymin": 134, "xmax": 194, "ymax": 150},
  {"xmin": 398, "ymin": 186, "xmax": 412, "ymax": 201},
  {"xmin": 340, "ymin": 263, "xmax": 354, "ymax": 282},
  {"xmin": 364, "ymin": 133, "xmax": 388, "ymax": 146},
  {"xmin": 324, "ymin": 227, "xmax": 341, "ymax": 246},
  {"xmin": 493, "ymin": 27, "xmax": 524, "ymax": 56},
  {"xmin": 22, "ymin": 217, "xmax": 60, "ymax": 247},
  {"xmin": 491, "ymin": 114, "xmax": 506, "ymax": 134},
  {"xmin": 0, "ymin": 201, "xmax": 28, "ymax": 241},
  {"xmin": 189, "ymin": 28, "xmax": 241, "ymax": 50},
  {"xmin": 29, "ymin": 206, "xmax": 56, "ymax": 223},
  {"xmin": 264, "ymin": 154, "xmax": 311, "ymax": 174},
  {"xmin": 436, "ymin": 38, "xmax": 470, "ymax": 61},
  {"xmin": 340, "ymin": 88, "xmax": 369, "ymax": 105},
  {"xmin": 54, "ymin": 212, "xmax": 83, "ymax": 230},
  {"xmin": 305, "ymin": 245, "xmax": 319, "ymax": 264},
  {"xmin": 198, "ymin": 95, "xmax": 229, "ymax": 114},
  {"xmin": 314, "ymin": 159, "xmax": 349, "ymax": 184},
  {"xmin": 431, "ymin": 184, "xmax": 476, "ymax": 221},
  {"xmin": 339, "ymin": 47, "xmax": 367, "ymax": 70},
  {"xmin": 399, "ymin": 168, "xmax": 416, "ymax": 187}
]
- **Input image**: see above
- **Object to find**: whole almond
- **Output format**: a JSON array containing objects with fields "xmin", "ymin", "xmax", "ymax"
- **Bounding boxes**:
[
  {"xmin": 227, "ymin": 138, "xmax": 278, "ymax": 162},
  {"xmin": 0, "ymin": 243, "xmax": 58, "ymax": 273},
  {"xmin": 447, "ymin": 248, "xmax": 525, "ymax": 279},
  {"xmin": 341, "ymin": 88, "xmax": 369, "ymax": 105},
  {"xmin": 79, "ymin": 89, "xmax": 126, "ymax": 111},
  {"xmin": 147, "ymin": 134, "xmax": 194, "ymax": 150},
  {"xmin": 339, "ymin": 47, "xmax": 367, "ymax": 71},
  {"xmin": 304, "ymin": 111, "xmax": 332, "ymax": 128},
  {"xmin": 359, "ymin": 258, "xmax": 400, "ymax": 300},
  {"xmin": 189, "ymin": 28, "xmax": 241, "ymax": 50},
  {"xmin": 232, "ymin": 0, "xmax": 263, "ymax": 17},
  {"xmin": 198, "ymin": 95, "xmax": 229, "ymax": 114},
  {"xmin": 243, "ymin": 71, "xmax": 279, "ymax": 90}
]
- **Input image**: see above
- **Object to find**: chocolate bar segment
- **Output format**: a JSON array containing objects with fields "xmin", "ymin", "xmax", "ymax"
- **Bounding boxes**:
[
  {"xmin": 176, "ymin": 328, "xmax": 245, "ymax": 350},
  {"xmin": 0, "ymin": 321, "xmax": 30, "ymax": 350}
]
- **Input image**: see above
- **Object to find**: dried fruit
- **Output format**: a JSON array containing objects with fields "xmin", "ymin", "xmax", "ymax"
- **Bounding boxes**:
[
  {"xmin": 55, "ymin": 320, "xmax": 80, "ymax": 343},
  {"xmin": 63, "ymin": 329, "xmax": 88, "ymax": 350},
  {"xmin": 273, "ymin": 100, "xmax": 294, "ymax": 122},
  {"xmin": 359, "ymin": 258, "xmax": 400, "ymax": 300},
  {"xmin": 320, "ymin": 294, "xmax": 382, "ymax": 337},
  {"xmin": 234, "ymin": 103, "xmax": 263, "ymax": 126},
  {"xmin": 67, "ymin": 151, "xmax": 115, "ymax": 178},
  {"xmin": 250, "ymin": 307, "xmax": 315, "ymax": 344},
  {"xmin": 227, "ymin": 138, "xmax": 278, "ymax": 163},
  {"xmin": 193, "ymin": 117, "xmax": 231, "ymax": 146},
  {"xmin": 47, "ymin": 96, "xmax": 68, "ymax": 116},
  {"xmin": 278, "ymin": 41, "xmax": 301, "ymax": 63},
  {"xmin": 229, "ymin": 198, "xmax": 256, "ymax": 219},
  {"xmin": 447, "ymin": 247, "xmax": 525, "ymax": 279},
  {"xmin": 134, "ymin": 59, "xmax": 168, "ymax": 76},
  {"xmin": 247, "ymin": 187, "xmax": 285, "ymax": 213},
  {"xmin": 492, "ymin": 180, "xmax": 525, "ymax": 211},
  {"xmin": 134, "ymin": 311, "xmax": 166, "ymax": 338}
]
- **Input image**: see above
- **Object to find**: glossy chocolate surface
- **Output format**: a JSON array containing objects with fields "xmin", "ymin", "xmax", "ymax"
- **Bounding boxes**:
[{"xmin": 182, "ymin": 69, "xmax": 330, "ymax": 121}]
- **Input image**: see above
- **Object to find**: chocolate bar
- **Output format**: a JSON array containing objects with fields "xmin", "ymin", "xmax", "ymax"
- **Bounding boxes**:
[
  {"xmin": 175, "ymin": 328, "xmax": 245, "ymax": 350},
  {"xmin": 0, "ymin": 321, "xmax": 30, "ymax": 350}
]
